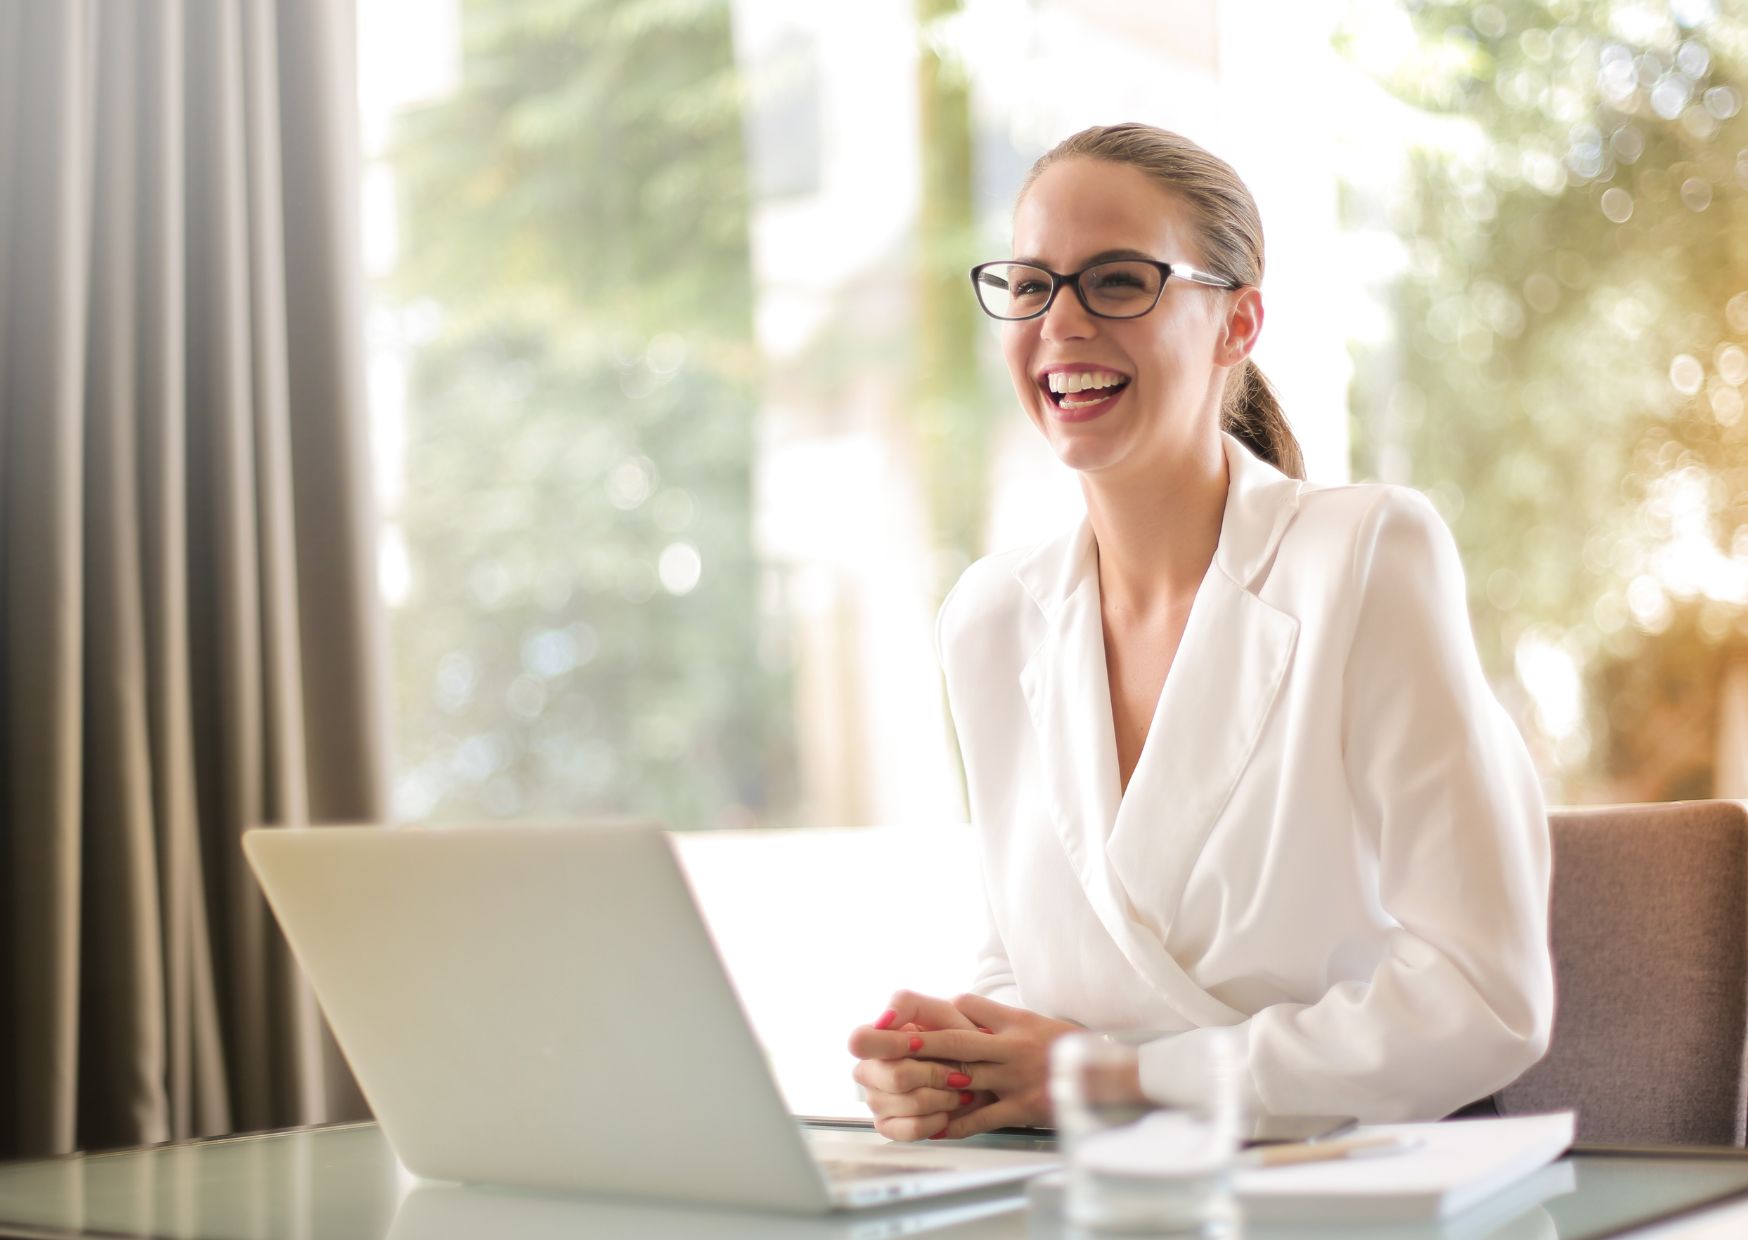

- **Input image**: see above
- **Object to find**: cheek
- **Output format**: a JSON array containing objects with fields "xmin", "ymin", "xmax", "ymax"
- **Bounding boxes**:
[{"xmin": 1000, "ymin": 325, "xmax": 1032, "ymax": 390}]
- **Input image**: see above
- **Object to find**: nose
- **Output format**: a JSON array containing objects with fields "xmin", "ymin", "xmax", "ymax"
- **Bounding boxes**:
[{"xmin": 1040, "ymin": 283, "xmax": 1097, "ymax": 342}]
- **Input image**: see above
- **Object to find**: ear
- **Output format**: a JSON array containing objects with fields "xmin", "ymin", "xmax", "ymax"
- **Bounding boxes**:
[{"xmin": 1212, "ymin": 287, "xmax": 1263, "ymax": 367}]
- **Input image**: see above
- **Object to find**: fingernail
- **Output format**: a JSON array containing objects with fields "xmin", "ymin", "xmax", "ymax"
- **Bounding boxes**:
[
  {"xmin": 874, "ymin": 1010, "xmax": 897, "ymax": 1031},
  {"xmin": 947, "ymin": 1071, "xmax": 972, "ymax": 1088},
  {"xmin": 929, "ymin": 1125, "xmax": 950, "ymax": 1140},
  {"xmin": 908, "ymin": 1035, "xmax": 924, "ymax": 1052},
  {"xmin": 959, "ymin": 1090, "xmax": 974, "ymax": 1106},
  {"xmin": 977, "ymin": 1026, "xmax": 993, "ymax": 1034}
]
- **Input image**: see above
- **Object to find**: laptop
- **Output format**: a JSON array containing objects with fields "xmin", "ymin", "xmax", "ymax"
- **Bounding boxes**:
[{"xmin": 242, "ymin": 822, "xmax": 1058, "ymax": 1213}]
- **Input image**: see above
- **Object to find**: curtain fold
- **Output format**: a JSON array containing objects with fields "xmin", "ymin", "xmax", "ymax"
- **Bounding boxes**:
[
  {"xmin": 1, "ymin": 0, "xmax": 386, "ymax": 1158},
  {"xmin": 81, "ymin": 0, "xmax": 170, "ymax": 1152},
  {"xmin": 1, "ymin": 0, "xmax": 91, "ymax": 1159}
]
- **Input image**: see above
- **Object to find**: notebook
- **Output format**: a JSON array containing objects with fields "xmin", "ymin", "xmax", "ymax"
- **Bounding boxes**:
[
  {"xmin": 242, "ymin": 822, "xmax": 1058, "ymax": 1213},
  {"xmin": 1234, "ymin": 1111, "xmax": 1576, "ymax": 1222}
]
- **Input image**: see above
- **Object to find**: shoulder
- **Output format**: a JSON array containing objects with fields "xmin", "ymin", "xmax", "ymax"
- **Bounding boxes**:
[
  {"xmin": 936, "ymin": 546, "xmax": 1033, "ymax": 655},
  {"xmin": 1278, "ymin": 481, "xmax": 1455, "ymax": 580},
  {"xmin": 1288, "ymin": 478, "xmax": 1437, "ymax": 534},
  {"xmin": 935, "ymin": 512, "xmax": 1092, "ymax": 677},
  {"xmin": 1253, "ymin": 481, "xmax": 1467, "ymax": 640}
]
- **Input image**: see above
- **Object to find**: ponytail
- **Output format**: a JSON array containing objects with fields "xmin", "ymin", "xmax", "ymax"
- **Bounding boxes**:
[{"xmin": 1224, "ymin": 359, "xmax": 1304, "ymax": 480}]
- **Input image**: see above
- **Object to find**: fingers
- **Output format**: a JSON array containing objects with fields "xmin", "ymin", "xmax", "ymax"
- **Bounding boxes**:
[
  {"xmin": 852, "ymin": 1025, "xmax": 991, "ymax": 1063},
  {"xmin": 935, "ymin": 1095, "xmax": 1030, "ymax": 1140},
  {"xmin": 951, "ymin": 991, "xmax": 1023, "ymax": 1032},
  {"xmin": 874, "ymin": 1110, "xmax": 953, "ymax": 1142},
  {"xmin": 850, "ymin": 991, "xmax": 975, "ymax": 1056},
  {"xmin": 862, "ymin": 1084, "xmax": 965, "ymax": 1119},
  {"xmin": 883, "ymin": 990, "xmax": 980, "ymax": 1034},
  {"xmin": 869, "ymin": 1089, "xmax": 992, "ymax": 1142},
  {"xmin": 853, "ymin": 1055, "xmax": 976, "ymax": 1095}
]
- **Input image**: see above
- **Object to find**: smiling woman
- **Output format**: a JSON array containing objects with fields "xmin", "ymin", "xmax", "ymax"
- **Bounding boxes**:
[{"xmin": 847, "ymin": 123, "xmax": 1554, "ymax": 1143}]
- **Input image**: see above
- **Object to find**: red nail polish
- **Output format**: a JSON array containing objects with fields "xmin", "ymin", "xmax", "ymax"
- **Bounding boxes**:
[
  {"xmin": 908, "ymin": 1035, "xmax": 924, "ymax": 1052},
  {"xmin": 874, "ymin": 1010, "xmax": 897, "ymax": 1031},
  {"xmin": 959, "ymin": 1090, "xmax": 974, "ymax": 1106},
  {"xmin": 930, "ymin": 1125, "xmax": 950, "ymax": 1140},
  {"xmin": 947, "ymin": 1071, "xmax": 971, "ymax": 1088}
]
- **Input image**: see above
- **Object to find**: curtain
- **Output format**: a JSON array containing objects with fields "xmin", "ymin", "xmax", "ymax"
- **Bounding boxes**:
[{"xmin": 0, "ymin": 0, "xmax": 387, "ymax": 1158}]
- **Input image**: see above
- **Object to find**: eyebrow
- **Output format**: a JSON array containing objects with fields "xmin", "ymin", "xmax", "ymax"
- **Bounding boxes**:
[{"xmin": 1009, "ymin": 248, "xmax": 1160, "ymax": 268}]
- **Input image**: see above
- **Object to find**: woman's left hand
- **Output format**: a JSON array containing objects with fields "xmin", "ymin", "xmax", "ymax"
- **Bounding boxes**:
[{"xmin": 852, "ymin": 993, "xmax": 1082, "ymax": 1137}]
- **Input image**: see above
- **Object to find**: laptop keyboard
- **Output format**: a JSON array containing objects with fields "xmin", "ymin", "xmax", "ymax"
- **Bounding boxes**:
[{"xmin": 817, "ymin": 1158, "xmax": 955, "ymax": 1182}]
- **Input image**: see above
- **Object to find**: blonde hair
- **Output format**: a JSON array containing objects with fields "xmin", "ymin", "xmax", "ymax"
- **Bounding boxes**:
[{"xmin": 1021, "ymin": 123, "xmax": 1305, "ymax": 480}]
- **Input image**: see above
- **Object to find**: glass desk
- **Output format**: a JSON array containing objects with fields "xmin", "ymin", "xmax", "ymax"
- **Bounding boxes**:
[{"xmin": 2, "ymin": 1123, "xmax": 1747, "ymax": 1240}]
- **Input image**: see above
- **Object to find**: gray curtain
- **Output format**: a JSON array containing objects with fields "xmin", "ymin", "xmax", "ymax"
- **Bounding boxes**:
[{"xmin": 0, "ymin": 0, "xmax": 388, "ymax": 1158}]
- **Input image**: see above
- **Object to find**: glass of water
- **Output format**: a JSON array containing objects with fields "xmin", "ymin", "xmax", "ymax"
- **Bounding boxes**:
[{"xmin": 1048, "ymin": 1029, "xmax": 1244, "ymax": 1235}]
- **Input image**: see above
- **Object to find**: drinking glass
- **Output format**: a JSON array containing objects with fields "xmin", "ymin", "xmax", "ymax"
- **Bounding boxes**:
[{"xmin": 1048, "ymin": 1029, "xmax": 1245, "ymax": 1235}]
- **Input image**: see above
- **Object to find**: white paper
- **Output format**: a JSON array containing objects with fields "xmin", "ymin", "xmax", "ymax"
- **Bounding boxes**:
[{"xmin": 1233, "ymin": 1112, "xmax": 1575, "ymax": 1222}]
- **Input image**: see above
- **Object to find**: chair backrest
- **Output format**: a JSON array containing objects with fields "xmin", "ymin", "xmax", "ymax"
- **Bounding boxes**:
[{"xmin": 1497, "ymin": 801, "xmax": 1748, "ymax": 1146}]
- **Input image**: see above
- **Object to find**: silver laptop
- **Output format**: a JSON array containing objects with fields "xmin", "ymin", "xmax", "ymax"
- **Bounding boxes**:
[{"xmin": 242, "ymin": 822, "xmax": 1057, "ymax": 1213}]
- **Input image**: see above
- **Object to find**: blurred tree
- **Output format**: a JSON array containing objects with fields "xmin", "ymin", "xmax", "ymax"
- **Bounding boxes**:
[
  {"xmin": 1345, "ymin": 0, "xmax": 1748, "ymax": 800},
  {"xmin": 916, "ymin": 0, "xmax": 993, "ymax": 587},
  {"xmin": 383, "ymin": 0, "xmax": 794, "ymax": 827},
  {"xmin": 739, "ymin": 0, "xmax": 998, "ymax": 595}
]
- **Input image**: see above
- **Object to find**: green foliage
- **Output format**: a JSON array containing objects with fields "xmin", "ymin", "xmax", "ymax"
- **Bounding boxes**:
[
  {"xmin": 385, "ymin": 0, "xmax": 793, "ymax": 826},
  {"xmin": 1346, "ymin": 0, "xmax": 1748, "ymax": 798},
  {"xmin": 389, "ymin": 0, "xmax": 753, "ymax": 342},
  {"xmin": 914, "ymin": 0, "xmax": 992, "ymax": 588}
]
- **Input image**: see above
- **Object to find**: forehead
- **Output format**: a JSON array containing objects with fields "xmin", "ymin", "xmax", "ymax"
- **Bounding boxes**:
[{"xmin": 1012, "ymin": 157, "xmax": 1200, "ymax": 267}]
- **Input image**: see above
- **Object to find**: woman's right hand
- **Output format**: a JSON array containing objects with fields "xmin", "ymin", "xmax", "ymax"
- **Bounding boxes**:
[{"xmin": 847, "ymin": 990, "xmax": 991, "ymax": 1141}]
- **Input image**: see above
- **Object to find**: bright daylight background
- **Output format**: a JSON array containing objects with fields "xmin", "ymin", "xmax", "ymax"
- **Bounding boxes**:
[{"xmin": 355, "ymin": 0, "xmax": 1748, "ymax": 1112}]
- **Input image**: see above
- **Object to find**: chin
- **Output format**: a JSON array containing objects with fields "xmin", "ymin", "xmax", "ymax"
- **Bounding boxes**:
[
  {"xmin": 1030, "ymin": 411, "xmax": 1118, "ymax": 475},
  {"xmin": 1043, "ymin": 434, "xmax": 1125, "ymax": 478}
]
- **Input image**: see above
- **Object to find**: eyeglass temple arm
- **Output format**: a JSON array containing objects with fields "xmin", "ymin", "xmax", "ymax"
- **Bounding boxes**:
[{"xmin": 1172, "ymin": 263, "xmax": 1241, "ymax": 290}]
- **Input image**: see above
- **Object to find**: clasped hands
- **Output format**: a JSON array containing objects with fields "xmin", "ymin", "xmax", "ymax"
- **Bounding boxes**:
[{"xmin": 846, "ymin": 990, "xmax": 1081, "ymax": 1141}]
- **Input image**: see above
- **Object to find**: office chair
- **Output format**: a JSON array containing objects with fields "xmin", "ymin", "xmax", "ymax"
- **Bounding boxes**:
[{"xmin": 1496, "ymin": 800, "xmax": 1748, "ymax": 1146}]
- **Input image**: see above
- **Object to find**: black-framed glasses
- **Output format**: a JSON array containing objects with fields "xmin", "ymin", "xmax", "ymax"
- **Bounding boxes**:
[{"xmin": 969, "ymin": 258, "xmax": 1239, "ymax": 321}]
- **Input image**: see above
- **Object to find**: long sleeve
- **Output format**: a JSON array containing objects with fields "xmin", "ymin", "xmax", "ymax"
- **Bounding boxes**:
[
  {"xmin": 969, "ymin": 896, "xmax": 1022, "ymax": 1005},
  {"xmin": 937, "ymin": 572, "xmax": 1025, "ymax": 1007},
  {"xmin": 1139, "ymin": 488, "xmax": 1554, "ymax": 1121}
]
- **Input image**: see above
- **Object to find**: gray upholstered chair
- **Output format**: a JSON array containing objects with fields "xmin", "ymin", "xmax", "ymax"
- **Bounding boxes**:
[{"xmin": 1496, "ymin": 800, "xmax": 1748, "ymax": 1146}]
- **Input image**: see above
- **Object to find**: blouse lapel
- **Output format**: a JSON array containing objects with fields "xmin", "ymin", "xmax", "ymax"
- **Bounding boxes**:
[
  {"xmin": 1011, "ymin": 435, "xmax": 1303, "ymax": 1028},
  {"xmin": 1014, "ymin": 520, "xmax": 1122, "ymax": 880},
  {"xmin": 1017, "ymin": 552, "xmax": 1241, "ymax": 1023},
  {"xmin": 1104, "ymin": 568, "xmax": 1297, "ymax": 939}
]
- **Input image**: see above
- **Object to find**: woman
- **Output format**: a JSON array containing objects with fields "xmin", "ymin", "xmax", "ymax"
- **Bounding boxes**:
[{"xmin": 847, "ymin": 124, "xmax": 1553, "ymax": 1141}]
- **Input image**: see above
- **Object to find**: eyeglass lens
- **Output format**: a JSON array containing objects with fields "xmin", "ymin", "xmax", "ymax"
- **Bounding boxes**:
[{"xmin": 973, "ymin": 261, "xmax": 1165, "ymax": 320}]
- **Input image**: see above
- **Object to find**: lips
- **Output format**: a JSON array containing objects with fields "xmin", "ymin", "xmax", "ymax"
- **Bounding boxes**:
[
  {"xmin": 1036, "ymin": 363, "xmax": 1132, "ymax": 422},
  {"xmin": 1048, "ymin": 386, "xmax": 1125, "ymax": 422}
]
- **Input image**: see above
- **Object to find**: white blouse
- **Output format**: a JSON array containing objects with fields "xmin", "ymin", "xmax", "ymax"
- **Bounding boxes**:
[{"xmin": 937, "ymin": 433, "xmax": 1553, "ymax": 1122}]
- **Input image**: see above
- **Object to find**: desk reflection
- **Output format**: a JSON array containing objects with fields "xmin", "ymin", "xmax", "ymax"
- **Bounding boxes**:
[{"xmin": 388, "ymin": 1178, "xmax": 1028, "ymax": 1240}]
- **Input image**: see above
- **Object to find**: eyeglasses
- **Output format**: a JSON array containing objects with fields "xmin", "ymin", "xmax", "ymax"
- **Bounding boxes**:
[{"xmin": 968, "ymin": 258, "xmax": 1239, "ymax": 321}]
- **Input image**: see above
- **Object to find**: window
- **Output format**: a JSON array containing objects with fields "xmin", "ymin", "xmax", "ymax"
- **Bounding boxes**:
[
  {"xmin": 358, "ymin": 0, "xmax": 1355, "ymax": 833},
  {"xmin": 358, "ymin": 0, "xmax": 1353, "ymax": 1107},
  {"xmin": 356, "ymin": 0, "xmax": 1748, "ymax": 1112},
  {"xmin": 1341, "ymin": 0, "xmax": 1748, "ymax": 803}
]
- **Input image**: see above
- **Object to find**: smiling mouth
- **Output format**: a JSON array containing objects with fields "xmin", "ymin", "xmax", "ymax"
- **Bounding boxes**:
[{"xmin": 1040, "ymin": 369, "xmax": 1131, "ymax": 414}]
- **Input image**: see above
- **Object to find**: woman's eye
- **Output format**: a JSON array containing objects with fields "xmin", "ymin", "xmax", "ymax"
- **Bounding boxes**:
[{"xmin": 1013, "ymin": 280, "xmax": 1048, "ymax": 296}]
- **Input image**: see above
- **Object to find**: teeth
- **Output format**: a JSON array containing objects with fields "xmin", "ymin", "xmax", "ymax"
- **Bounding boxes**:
[{"xmin": 1047, "ymin": 370, "xmax": 1126, "ymax": 394}]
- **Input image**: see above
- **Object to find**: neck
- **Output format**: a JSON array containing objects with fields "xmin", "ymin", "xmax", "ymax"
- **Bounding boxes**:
[{"xmin": 1082, "ymin": 431, "xmax": 1229, "ymax": 616}]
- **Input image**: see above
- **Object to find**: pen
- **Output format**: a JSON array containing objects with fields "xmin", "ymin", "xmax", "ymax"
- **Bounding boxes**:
[{"xmin": 1241, "ymin": 1134, "xmax": 1423, "ymax": 1169}]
